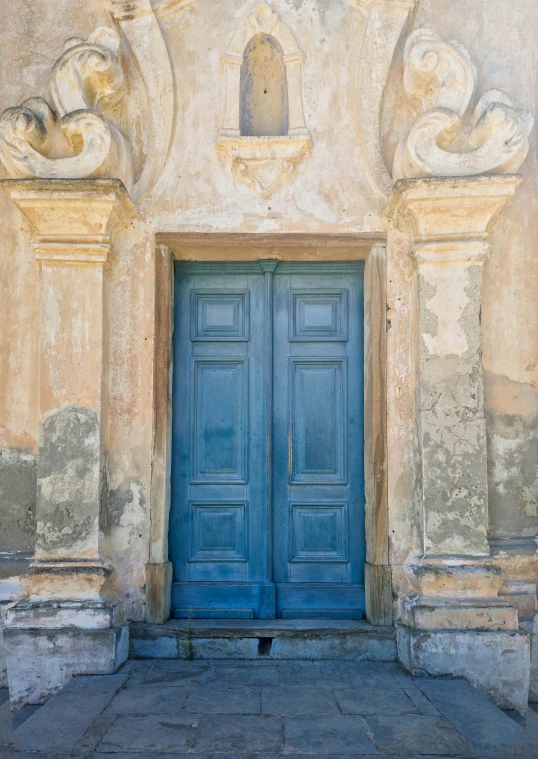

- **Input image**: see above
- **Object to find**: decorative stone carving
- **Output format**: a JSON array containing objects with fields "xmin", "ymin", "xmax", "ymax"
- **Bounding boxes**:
[
  {"xmin": 0, "ymin": 2, "xmax": 175, "ymax": 202},
  {"xmin": 218, "ymin": 137, "xmax": 311, "ymax": 200},
  {"xmin": 217, "ymin": 4, "xmax": 312, "ymax": 199},
  {"xmin": 392, "ymin": 29, "xmax": 534, "ymax": 180},
  {"xmin": 0, "ymin": 28, "xmax": 134, "ymax": 190}
]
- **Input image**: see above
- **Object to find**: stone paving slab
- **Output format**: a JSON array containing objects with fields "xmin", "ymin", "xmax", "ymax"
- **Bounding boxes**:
[
  {"xmin": 98, "ymin": 713, "xmax": 199, "ymax": 752},
  {"xmin": 415, "ymin": 678, "xmax": 526, "ymax": 759},
  {"xmin": 107, "ymin": 684, "xmax": 189, "ymax": 714},
  {"xmin": 185, "ymin": 684, "xmax": 261, "ymax": 714},
  {"xmin": 262, "ymin": 685, "xmax": 340, "ymax": 714},
  {"xmin": 365, "ymin": 715, "xmax": 477, "ymax": 757},
  {"xmin": 193, "ymin": 714, "xmax": 284, "ymax": 753},
  {"xmin": 143, "ymin": 660, "xmax": 213, "ymax": 686},
  {"xmin": 284, "ymin": 714, "xmax": 376, "ymax": 754},
  {"xmin": 212, "ymin": 662, "xmax": 280, "ymax": 685},
  {"xmin": 334, "ymin": 686, "xmax": 419, "ymax": 715},
  {"xmin": 14, "ymin": 674, "xmax": 127, "ymax": 752}
]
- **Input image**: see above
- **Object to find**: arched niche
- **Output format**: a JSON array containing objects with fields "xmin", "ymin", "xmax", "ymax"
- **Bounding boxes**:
[
  {"xmin": 217, "ymin": 5, "xmax": 311, "ymax": 199},
  {"xmin": 219, "ymin": 4, "xmax": 309, "ymax": 139},
  {"xmin": 240, "ymin": 34, "xmax": 289, "ymax": 138}
]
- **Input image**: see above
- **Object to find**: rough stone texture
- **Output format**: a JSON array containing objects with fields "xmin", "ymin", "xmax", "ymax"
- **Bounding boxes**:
[
  {"xmin": 0, "ymin": 447, "xmax": 36, "ymax": 554},
  {"xmin": 14, "ymin": 673, "xmax": 126, "ymax": 752},
  {"xmin": 415, "ymin": 678, "xmax": 526, "ymax": 758},
  {"xmin": 36, "ymin": 405, "xmax": 101, "ymax": 558},
  {"xmin": 486, "ymin": 372, "xmax": 538, "ymax": 539},
  {"xmin": 397, "ymin": 625, "xmax": 531, "ymax": 714},
  {"xmin": 365, "ymin": 715, "xmax": 475, "ymax": 757},
  {"xmin": 130, "ymin": 620, "xmax": 397, "ymax": 662},
  {"xmin": 6, "ymin": 660, "xmax": 535, "ymax": 756},
  {"xmin": 4, "ymin": 625, "xmax": 128, "ymax": 710},
  {"xmin": 417, "ymin": 262, "xmax": 489, "ymax": 556}
]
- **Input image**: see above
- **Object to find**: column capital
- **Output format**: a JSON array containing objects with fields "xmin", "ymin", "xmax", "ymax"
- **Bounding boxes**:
[
  {"xmin": 386, "ymin": 175, "xmax": 521, "ymax": 244},
  {"xmin": 1, "ymin": 178, "xmax": 137, "ymax": 264}
]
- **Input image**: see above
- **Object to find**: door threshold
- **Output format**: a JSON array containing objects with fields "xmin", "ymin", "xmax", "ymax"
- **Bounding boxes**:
[
  {"xmin": 130, "ymin": 618, "xmax": 396, "ymax": 661},
  {"xmin": 159, "ymin": 618, "xmax": 388, "ymax": 635}
]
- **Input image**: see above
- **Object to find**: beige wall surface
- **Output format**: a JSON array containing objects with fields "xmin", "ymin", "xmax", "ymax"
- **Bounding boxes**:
[{"xmin": 0, "ymin": 0, "xmax": 536, "ymax": 617}]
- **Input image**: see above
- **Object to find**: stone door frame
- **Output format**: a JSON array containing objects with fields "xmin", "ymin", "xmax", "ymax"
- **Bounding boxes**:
[{"xmin": 145, "ymin": 233, "xmax": 391, "ymax": 626}]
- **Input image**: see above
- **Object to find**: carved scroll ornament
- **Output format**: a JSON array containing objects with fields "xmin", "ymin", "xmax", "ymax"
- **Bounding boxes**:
[
  {"xmin": 0, "ymin": 28, "xmax": 134, "ymax": 190},
  {"xmin": 392, "ymin": 29, "xmax": 534, "ymax": 180}
]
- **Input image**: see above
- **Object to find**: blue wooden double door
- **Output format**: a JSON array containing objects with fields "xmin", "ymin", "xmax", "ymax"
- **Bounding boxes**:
[{"xmin": 170, "ymin": 261, "xmax": 365, "ymax": 619}]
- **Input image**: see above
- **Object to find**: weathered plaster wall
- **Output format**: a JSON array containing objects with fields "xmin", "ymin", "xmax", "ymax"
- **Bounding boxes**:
[
  {"xmin": 0, "ymin": 0, "xmax": 536, "ymax": 622},
  {"xmin": 413, "ymin": 1, "xmax": 538, "ymax": 544}
]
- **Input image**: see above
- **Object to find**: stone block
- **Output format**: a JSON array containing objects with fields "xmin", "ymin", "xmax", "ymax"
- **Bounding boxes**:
[
  {"xmin": 7, "ymin": 599, "xmax": 118, "ymax": 630},
  {"xmin": 415, "ymin": 678, "xmax": 526, "ymax": 758},
  {"xmin": 397, "ymin": 624, "xmax": 531, "ymax": 713},
  {"xmin": 145, "ymin": 562, "xmax": 172, "ymax": 624},
  {"xmin": 5, "ymin": 625, "xmax": 128, "ymax": 710},
  {"xmin": 181, "ymin": 636, "xmax": 259, "ymax": 659},
  {"xmin": 271, "ymin": 632, "xmax": 397, "ymax": 661},
  {"xmin": 283, "ymin": 714, "xmax": 376, "ymax": 754},
  {"xmin": 130, "ymin": 635, "xmax": 178, "ymax": 659},
  {"xmin": 411, "ymin": 603, "xmax": 519, "ymax": 632},
  {"xmin": 365, "ymin": 715, "xmax": 475, "ymax": 756}
]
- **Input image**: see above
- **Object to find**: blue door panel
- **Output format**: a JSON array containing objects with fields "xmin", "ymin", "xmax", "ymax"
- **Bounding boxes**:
[{"xmin": 170, "ymin": 261, "xmax": 365, "ymax": 619}]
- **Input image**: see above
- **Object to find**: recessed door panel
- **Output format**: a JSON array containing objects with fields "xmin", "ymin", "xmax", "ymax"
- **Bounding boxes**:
[
  {"xmin": 290, "ymin": 359, "xmax": 346, "ymax": 483},
  {"xmin": 192, "ymin": 359, "xmax": 247, "ymax": 482}
]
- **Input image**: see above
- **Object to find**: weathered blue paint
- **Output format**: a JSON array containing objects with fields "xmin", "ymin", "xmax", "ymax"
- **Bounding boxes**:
[{"xmin": 170, "ymin": 261, "xmax": 365, "ymax": 619}]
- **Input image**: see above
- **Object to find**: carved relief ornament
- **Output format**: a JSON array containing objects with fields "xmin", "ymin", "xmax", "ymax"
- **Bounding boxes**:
[
  {"xmin": 0, "ymin": 1, "xmax": 174, "ymax": 203},
  {"xmin": 217, "ymin": 4, "xmax": 312, "ymax": 199},
  {"xmin": 0, "ymin": 28, "xmax": 134, "ymax": 189},
  {"xmin": 392, "ymin": 28, "xmax": 534, "ymax": 180}
]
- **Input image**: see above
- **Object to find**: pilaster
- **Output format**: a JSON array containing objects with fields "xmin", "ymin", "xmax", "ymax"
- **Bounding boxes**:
[
  {"xmin": 386, "ymin": 176, "xmax": 531, "ymax": 712},
  {"xmin": 1, "ymin": 178, "xmax": 136, "ymax": 708}
]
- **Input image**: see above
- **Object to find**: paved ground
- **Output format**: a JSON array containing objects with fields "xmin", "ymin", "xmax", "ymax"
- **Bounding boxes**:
[{"xmin": 1, "ymin": 659, "xmax": 537, "ymax": 758}]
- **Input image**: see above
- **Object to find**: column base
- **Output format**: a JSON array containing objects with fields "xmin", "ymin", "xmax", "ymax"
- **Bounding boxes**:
[
  {"xmin": 403, "ymin": 558, "xmax": 519, "ymax": 631},
  {"xmin": 145, "ymin": 562, "xmax": 172, "ymax": 623},
  {"xmin": 365, "ymin": 563, "xmax": 393, "ymax": 626},
  {"xmin": 397, "ymin": 624, "xmax": 530, "ymax": 714},
  {"xmin": 4, "ymin": 599, "xmax": 128, "ymax": 710},
  {"xmin": 21, "ymin": 559, "xmax": 111, "ymax": 601}
]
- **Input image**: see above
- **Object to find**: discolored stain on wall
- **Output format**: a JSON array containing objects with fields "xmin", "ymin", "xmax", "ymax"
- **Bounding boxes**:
[
  {"xmin": 36, "ymin": 405, "xmax": 101, "ymax": 556},
  {"xmin": 0, "ymin": 447, "xmax": 36, "ymax": 554},
  {"xmin": 485, "ymin": 371, "xmax": 538, "ymax": 538}
]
